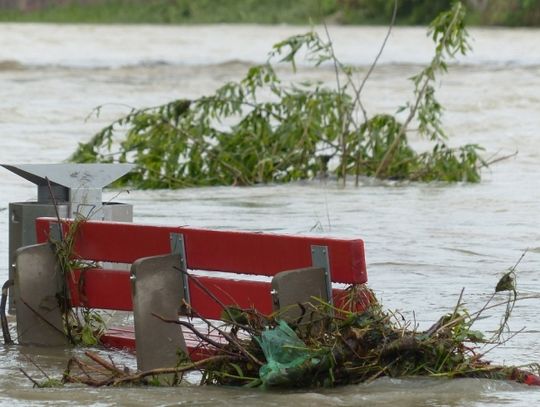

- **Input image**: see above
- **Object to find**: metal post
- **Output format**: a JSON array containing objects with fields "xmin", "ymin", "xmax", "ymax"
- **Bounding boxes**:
[{"xmin": 2, "ymin": 163, "xmax": 135, "ymax": 313}]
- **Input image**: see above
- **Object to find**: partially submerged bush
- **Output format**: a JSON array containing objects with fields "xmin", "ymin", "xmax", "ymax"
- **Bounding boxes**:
[{"xmin": 71, "ymin": 2, "xmax": 487, "ymax": 187}]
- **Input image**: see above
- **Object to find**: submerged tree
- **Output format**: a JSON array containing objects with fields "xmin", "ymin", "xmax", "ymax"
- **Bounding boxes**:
[{"xmin": 70, "ymin": 1, "xmax": 487, "ymax": 189}]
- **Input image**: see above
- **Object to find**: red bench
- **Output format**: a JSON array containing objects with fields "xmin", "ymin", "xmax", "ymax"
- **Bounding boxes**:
[{"xmin": 15, "ymin": 217, "xmax": 367, "ymax": 371}]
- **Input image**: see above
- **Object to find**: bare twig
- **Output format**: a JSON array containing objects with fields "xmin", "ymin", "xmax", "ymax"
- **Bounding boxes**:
[
  {"xmin": 354, "ymin": 0, "xmax": 398, "ymax": 123},
  {"xmin": 18, "ymin": 297, "xmax": 66, "ymax": 338},
  {"xmin": 20, "ymin": 368, "xmax": 42, "ymax": 388},
  {"xmin": 172, "ymin": 266, "xmax": 251, "ymax": 332},
  {"xmin": 23, "ymin": 354, "xmax": 50, "ymax": 380},
  {"xmin": 322, "ymin": 23, "xmax": 348, "ymax": 186},
  {"xmin": 151, "ymin": 312, "xmax": 227, "ymax": 350},
  {"xmin": 451, "ymin": 287, "xmax": 466, "ymax": 319},
  {"xmin": 112, "ymin": 355, "xmax": 234, "ymax": 386},
  {"xmin": 375, "ymin": 3, "xmax": 463, "ymax": 178},
  {"xmin": 477, "ymin": 327, "xmax": 526, "ymax": 359},
  {"xmin": 45, "ymin": 177, "xmax": 63, "ymax": 231},
  {"xmin": 183, "ymin": 302, "xmax": 264, "ymax": 367},
  {"xmin": 484, "ymin": 150, "xmax": 518, "ymax": 166},
  {"xmin": 63, "ymin": 354, "xmax": 234, "ymax": 387},
  {"xmin": 1, "ymin": 280, "xmax": 14, "ymax": 344},
  {"xmin": 46, "ymin": 176, "xmax": 76, "ymax": 343},
  {"xmin": 84, "ymin": 351, "xmax": 126, "ymax": 377},
  {"xmin": 433, "ymin": 293, "xmax": 540, "ymax": 337}
]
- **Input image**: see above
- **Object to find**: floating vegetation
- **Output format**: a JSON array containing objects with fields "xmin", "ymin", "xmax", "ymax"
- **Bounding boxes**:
[{"xmin": 70, "ymin": 2, "xmax": 490, "ymax": 188}]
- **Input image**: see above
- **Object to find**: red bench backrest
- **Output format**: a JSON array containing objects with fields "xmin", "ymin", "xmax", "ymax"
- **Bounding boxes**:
[{"xmin": 35, "ymin": 218, "xmax": 367, "ymax": 318}]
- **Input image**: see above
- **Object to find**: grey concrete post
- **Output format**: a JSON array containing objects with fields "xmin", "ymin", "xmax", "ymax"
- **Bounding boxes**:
[
  {"xmin": 14, "ymin": 243, "xmax": 68, "ymax": 346},
  {"xmin": 131, "ymin": 254, "xmax": 188, "ymax": 372},
  {"xmin": 270, "ymin": 267, "xmax": 330, "ymax": 324}
]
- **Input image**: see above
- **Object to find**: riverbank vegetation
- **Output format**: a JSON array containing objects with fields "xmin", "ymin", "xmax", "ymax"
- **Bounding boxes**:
[
  {"xmin": 70, "ymin": 2, "xmax": 490, "ymax": 188},
  {"xmin": 1, "ymin": 0, "xmax": 540, "ymax": 26}
]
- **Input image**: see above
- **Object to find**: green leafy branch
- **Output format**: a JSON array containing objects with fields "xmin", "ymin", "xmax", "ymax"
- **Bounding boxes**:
[{"xmin": 70, "ymin": 1, "xmax": 488, "ymax": 188}]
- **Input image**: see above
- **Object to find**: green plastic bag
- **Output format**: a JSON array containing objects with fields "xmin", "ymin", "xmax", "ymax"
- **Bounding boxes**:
[{"xmin": 256, "ymin": 320, "xmax": 321, "ymax": 387}]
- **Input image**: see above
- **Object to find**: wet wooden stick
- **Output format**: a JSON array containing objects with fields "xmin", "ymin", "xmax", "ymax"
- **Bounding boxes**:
[
  {"xmin": 20, "ymin": 368, "xmax": 41, "ymax": 388},
  {"xmin": 151, "ymin": 312, "xmax": 227, "ymax": 350},
  {"xmin": 84, "ymin": 351, "xmax": 127, "ymax": 377},
  {"xmin": 1, "ymin": 280, "xmax": 13, "ymax": 344}
]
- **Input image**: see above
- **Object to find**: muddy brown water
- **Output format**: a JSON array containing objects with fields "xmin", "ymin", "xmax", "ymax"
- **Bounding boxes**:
[{"xmin": 0, "ymin": 23, "xmax": 539, "ymax": 406}]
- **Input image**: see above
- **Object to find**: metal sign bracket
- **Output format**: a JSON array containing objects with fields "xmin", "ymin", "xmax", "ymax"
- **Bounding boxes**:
[
  {"xmin": 170, "ymin": 232, "xmax": 191, "ymax": 307},
  {"xmin": 311, "ymin": 245, "xmax": 332, "ymax": 304}
]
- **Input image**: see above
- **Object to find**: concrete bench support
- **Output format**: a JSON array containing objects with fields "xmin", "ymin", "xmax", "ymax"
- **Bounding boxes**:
[
  {"xmin": 131, "ymin": 253, "xmax": 188, "ymax": 371},
  {"xmin": 271, "ymin": 244, "xmax": 331, "ymax": 322},
  {"xmin": 271, "ymin": 266, "xmax": 329, "ymax": 323},
  {"xmin": 14, "ymin": 243, "xmax": 68, "ymax": 346}
]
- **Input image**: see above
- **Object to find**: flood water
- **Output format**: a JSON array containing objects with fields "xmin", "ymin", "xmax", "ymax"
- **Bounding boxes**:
[{"xmin": 0, "ymin": 23, "xmax": 539, "ymax": 406}]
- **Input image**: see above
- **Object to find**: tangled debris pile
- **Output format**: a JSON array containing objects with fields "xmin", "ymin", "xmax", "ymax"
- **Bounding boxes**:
[{"xmin": 51, "ymin": 266, "xmax": 540, "ymax": 389}]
